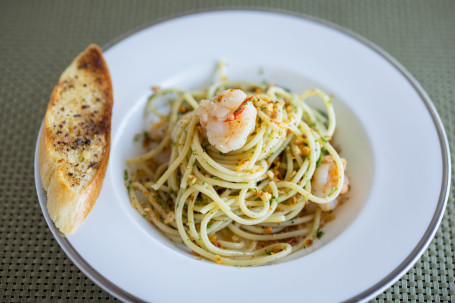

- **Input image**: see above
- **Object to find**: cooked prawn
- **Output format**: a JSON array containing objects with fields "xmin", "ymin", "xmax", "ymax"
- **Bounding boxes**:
[
  {"xmin": 198, "ymin": 89, "xmax": 257, "ymax": 153},
  {"xmin": 311, "ymin": 156, "xmax": 349, "ymax": 211}
]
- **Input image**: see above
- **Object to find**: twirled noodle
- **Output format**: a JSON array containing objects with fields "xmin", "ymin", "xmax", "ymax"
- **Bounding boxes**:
[{"xmin": 125, "ymin": 66, "xmax": 350, "ymax": 266}]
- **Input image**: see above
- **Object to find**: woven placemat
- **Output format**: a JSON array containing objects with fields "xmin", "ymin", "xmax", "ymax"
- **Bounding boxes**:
[{"xmin": 1, "ymin": 0, "xmax": 453, "ymax": 302}]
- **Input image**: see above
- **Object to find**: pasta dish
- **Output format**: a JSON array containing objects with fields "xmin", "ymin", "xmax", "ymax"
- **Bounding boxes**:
[{"xmin": 125, "ymin": 64, "xmax": 349, "ymax": 266}]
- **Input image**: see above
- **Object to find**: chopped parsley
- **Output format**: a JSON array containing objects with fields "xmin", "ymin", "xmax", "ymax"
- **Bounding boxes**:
[
  {"xmin": 316, "ymin": 228, "xmax": 324, "ymax": 239},
  {"xmin": 316, "ymin": 154, "xmax": 322, "ymax": 167},
  {"xmin": 124, "ymin": 169, "xmax": 129, "ymax": 181},
  {"xmin": 328, "ymin": 187, "xmax": 338, "ymax": 196},
  {"xmin": 269, "ymin": 196, "xmax": 279, "ymax": 204}
]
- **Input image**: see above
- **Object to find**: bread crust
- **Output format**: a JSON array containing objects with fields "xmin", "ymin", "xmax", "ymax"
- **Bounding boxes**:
[{"xmin": 39, "ymin": 45, "xmax": 112, "ymax": 235}]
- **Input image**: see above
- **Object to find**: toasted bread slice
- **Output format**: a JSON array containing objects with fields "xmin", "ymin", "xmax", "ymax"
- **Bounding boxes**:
[{"xmin": 39, "ymin": 45, "xmax": 112, "ymax": 235}]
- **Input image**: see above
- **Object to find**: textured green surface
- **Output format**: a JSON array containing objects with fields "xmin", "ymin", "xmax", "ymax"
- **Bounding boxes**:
[{"xmin": 1, "ymin": 0, "xmax": 454, "ymax": 302}]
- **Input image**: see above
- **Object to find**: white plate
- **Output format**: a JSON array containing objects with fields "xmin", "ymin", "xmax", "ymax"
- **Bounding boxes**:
[{"xmin": 34, "ymin": 9, "xmax": 450, "ymax": 303}]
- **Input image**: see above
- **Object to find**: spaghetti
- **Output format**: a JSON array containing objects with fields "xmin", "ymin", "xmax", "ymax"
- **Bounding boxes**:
[{"xmin": 125, "ymin": 64, "xmax": 349, "ymax": 266}]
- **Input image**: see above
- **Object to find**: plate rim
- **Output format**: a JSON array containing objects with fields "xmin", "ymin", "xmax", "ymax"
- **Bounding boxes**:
[{"xmin": 34, "ymin": 7, "xmax": 451, "ymax": 303}]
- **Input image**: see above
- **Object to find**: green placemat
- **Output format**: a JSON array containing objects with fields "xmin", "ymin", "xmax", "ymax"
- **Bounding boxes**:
[{"xmin": 1, "ymin": 1, "xmax": 453, "ymax": 302}]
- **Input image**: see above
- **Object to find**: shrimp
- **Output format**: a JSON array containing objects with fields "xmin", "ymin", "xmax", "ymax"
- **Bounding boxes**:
[
  {"xmin": 311, "ymin": 156, "xmax": 349, "ymax": 211},
  {"xmin": 198, "ymin": 89, "xmax": 257, "ymax": 153}
]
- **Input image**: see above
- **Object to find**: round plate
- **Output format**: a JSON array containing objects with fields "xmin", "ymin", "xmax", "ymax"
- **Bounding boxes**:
[{"xmin": 34, "ymin": 9, "xmax": 450, "ymax": 303}]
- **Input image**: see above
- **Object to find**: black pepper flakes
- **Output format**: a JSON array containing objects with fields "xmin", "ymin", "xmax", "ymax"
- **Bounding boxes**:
[{"xmin": 89, "ymin": 162, "xmax": 99, "ymax": 169}]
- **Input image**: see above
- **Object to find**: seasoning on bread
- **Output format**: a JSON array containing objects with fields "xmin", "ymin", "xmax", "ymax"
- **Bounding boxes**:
[{"xmin": 39, "ymin": 45, "xmax": 113, "ymax": 235}]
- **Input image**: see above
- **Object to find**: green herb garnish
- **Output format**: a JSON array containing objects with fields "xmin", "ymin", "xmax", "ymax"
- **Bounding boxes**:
[{"xmin": 316, "ymin": 228, "xmax": 324, "ymax": 239}]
